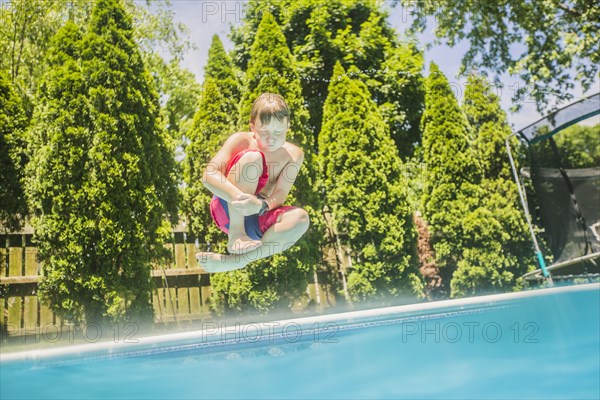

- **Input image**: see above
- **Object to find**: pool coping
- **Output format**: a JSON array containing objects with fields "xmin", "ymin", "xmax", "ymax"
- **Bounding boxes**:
[{"xmin": 1, "ymin": 282, "xmax": 598, "ymax": 363}]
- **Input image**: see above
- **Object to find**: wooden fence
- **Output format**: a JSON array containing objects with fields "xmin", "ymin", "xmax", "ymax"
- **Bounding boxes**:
[{"xmin": 0, "ymin": 230, "xmax": 336, "ymax": 337}]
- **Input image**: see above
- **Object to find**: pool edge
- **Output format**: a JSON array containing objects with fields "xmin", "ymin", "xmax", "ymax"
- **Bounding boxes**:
[{"xmin": 1, "ymin": 282, "xmax": 598, "ymax": 362}]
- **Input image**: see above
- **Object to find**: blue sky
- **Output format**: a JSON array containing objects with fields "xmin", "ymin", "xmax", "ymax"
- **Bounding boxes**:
[{"xmin": 167, "ymin": 0, "xmax": 598, "ymax": 130}]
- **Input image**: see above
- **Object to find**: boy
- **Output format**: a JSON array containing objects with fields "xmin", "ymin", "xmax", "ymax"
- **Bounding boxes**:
[{"xmin": 197, "ymin": 93, "xmax": 310, "ymax": 273}]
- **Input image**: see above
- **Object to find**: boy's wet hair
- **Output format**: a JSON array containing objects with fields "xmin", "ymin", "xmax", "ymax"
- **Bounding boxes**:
[{"xmin": 250, "ymin": 93, "xmax": 290, "ymax": 126}]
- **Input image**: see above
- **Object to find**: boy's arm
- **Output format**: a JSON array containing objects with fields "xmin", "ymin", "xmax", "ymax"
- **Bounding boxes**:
[
  {"xmin": 201, "ymin": 132, "xmax": 249, "ymax": 202},
  {"xmin": 263, "ymin": 149, "xmax": 304, "ymax": 211}
]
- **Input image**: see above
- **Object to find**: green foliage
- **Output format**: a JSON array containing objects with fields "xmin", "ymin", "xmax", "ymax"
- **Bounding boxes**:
[
  {"xmin": 421, "ymin": 66, "xmax": 533, "ymax": 297},
  {"xmin": 0, "ymin": 70, "xmax": 28, "ymax": 231},
  {"xmin": 131, "ymin": 0, "xmax": 193, "ymax": 61},
  {"xmin": 133, "ymin": 1, "xmax": 199, "ymax": 144},
  {"xmin": 0, "ymin": 0, "xmax": 194, "ymax": 139},
  {"xmin": 463, "ymin": 75, "xmax": 534, "ymax": 293},
  {"xmin": 378, "ymin": 43, "xmax": 426, "ymax": 158},
  {"xmin": 209, "ymin": 13, "xmax": 323, "ymax": 315},
  {"xmin": 184, "ymin": 35, "xmax": 240, "ymax": 250},
  {"xmin": 25, "ymin": 0, "xmax": 178, "ymax": 324},
  {"xmin": 151, "ymin": 58, "xmax": 202, "ymax": 140},
  {"xmin": 421, "ymin": 63, "xmax": 479, "ymax": 291},
  {"xmin": 449, "ymin": 178, "xmax": 532, "ymax": 297},
  {"xmin": 230, "ymin": 0, "xmax": 424, "ymax": 158},
  {"xmin": 553, "ymin": 124, "xmax": 600, "ymax": 168},
  {"xmin": 0, "ymin": 0, "xmax": 78, "ymax": 112},
  {"xmin": 319, "ymin": 63, "xmax": 423, "ymax": 302},
  {"xmin": 1, "ymin": 0, "xmax": 556, "ymax": 319},
  {"xmin": 421, "ymin": 63, "xmax": 481, "ymax": 219},
  {"xmin": 231, "ymin": 0, "xmax": 395, "ymax": 77},
  {"xmin": 402, "ymin": 0, "xmax": 600, "ymax": 112},
  {"xmin": 463, "ymin": 74, "xmax": 515, "ymax": 181}
]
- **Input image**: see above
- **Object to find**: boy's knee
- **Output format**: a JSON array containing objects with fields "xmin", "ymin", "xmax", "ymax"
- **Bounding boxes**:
[
  {"xmin": 293, "ymin": 208, "xmax": 310, "ymax": 232},
  {"xmin": 229, "ymin": 151, "xmax": 264, "ymax": 183},
  {"xmin": 237, "ymin": 151, "xmax": 263, "ymax": 168}
]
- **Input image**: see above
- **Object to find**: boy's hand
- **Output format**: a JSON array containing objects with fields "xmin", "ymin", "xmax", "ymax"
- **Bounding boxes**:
[{"xmin": 230, "ymin": 194, "xmax": 262, "ymax": 216}]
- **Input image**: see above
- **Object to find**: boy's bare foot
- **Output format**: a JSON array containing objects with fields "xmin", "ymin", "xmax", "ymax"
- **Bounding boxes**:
[
  {"xmin": 227, "ymin": 233, "xmax": 262, "ymax": 254},
  {"xmin": 196, "ymin": 252, "xmax": 245, "ymax": 273}
]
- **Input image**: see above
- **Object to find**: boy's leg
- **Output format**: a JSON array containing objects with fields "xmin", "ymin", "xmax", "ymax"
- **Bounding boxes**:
[
  {"xmin": 226, "ymin": 151, "xmax": 264, "ymax": 254},
  {"xmin": 198, "ymin": 208, "xmax": 310, "ymax": 272}
]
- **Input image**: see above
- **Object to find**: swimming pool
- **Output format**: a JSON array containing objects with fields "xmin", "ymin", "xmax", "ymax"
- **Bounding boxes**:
[{"xmin": 1, "ymin": 283, "xmax": 598, "ymax": 399}]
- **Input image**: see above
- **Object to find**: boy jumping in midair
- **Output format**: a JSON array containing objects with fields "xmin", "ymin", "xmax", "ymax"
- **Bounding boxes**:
[{"xmin": 196, "ymin": 93, "xmax": 310, "ymax": 273}]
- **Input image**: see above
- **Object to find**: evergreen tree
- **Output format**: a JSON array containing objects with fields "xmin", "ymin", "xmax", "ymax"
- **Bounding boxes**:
[
  {"xmin": 421, "ymin": 63, "xmax": 480, "ymax": 193},
  {"xmin": 421, "ymin": 62, "xmax": 480, "ymax": 223},
  {"xmin": 420, "ymin": 62, "xmax": 481, "ymax": 295},
  {"xmin": 209, "ymin": 12, "xmax": 323, "ymax": 314},
  {"xmin": 26, "ymin": 0, "xmax": 178, "ymax": 324},
  {"xmin": 378, "ymin": 43, "xmax": 426, "ymax": 159},
  {"xmin": 319, "ymin": 62, "xmax": 423, "ymax": 301},
  {"xmin": 422, "ymin": 66, "xmax": 533, "ymax": 297},
  {"xmin": 450, "ymin": 177, "xmax": 533, "ymax": 297},
  {"xmin": 0, "ymin": 70, "xmax": 28, "ymax": 231},
  {"xmin": 463, "ymin": 74, "xmax": 513, "ymax": 181},
  {"xmin": 185, "ymin": 35, "xmax": 240, "ymax": 250},
  {"xmin": 449, "ymin": 75, "xmax": 539, "ymax": 296},
  {"xmin": 457, "ymin": 75, "xmax": 532, "ymax": 295}
]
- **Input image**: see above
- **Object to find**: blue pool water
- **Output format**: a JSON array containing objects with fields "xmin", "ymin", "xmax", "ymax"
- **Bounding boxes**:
[{"xmin": 1, "ymin": 283, "xmax": 599, "ymax": 399}]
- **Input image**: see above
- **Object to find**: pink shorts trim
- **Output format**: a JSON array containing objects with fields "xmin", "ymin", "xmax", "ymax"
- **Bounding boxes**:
[{"xmin": 258, "ymin": 205, "xmax": 297, "ymax": 234}]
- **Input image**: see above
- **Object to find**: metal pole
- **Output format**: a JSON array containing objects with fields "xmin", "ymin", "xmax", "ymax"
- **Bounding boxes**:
[{"xmin": 506, "ymin": 133, "xmax": 554, "ymax": 285}]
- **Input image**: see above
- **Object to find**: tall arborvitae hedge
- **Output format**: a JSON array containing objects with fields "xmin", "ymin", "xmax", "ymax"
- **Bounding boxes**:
[
  {"xmin": 422, "ymin": 66, "xmax": 533, "ymax": 297},
  {"xmin": 463, "ymin": 74, "xmax": 514, "ymax": 181},
  {"xmin": 451, "ymin": 75, "xmax": 533, "ymax": 296},
  {"xmin": 450, "ymin": 177, "xmax": 533, "ymax": 297},
  {"xmin": 209, "ymin": 12, "xmax": 323, "ymax": 314},
  {"xmin": 26, "ymin": 0, "xmax": 177, "ymax": 324},
  {"xmin": 0, "ymin": 70, "xmax": 28, "ymax": 231},
  {"xmin": 420, "ymin": 63, "xmax": 481, "ymax": 296},
  {"xmin": 185, "ymin": 35, "xmax": 240, "ymax": 251},
  {"xmin": 319, "ymin": 62, "xmax": 423, "ymax": 301},
  {"xmin": 421, "ymin": 64, "xmax": 481, "ymax": 196},
  {"xmin": 378, "ymin": 43, "xmax": 426, "ymax": 158}
]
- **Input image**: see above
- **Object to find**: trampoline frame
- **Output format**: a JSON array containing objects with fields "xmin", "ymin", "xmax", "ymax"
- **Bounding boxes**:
[{"xmin": 506, "ymin": 93, "xmax": 600, "ymax": 283}]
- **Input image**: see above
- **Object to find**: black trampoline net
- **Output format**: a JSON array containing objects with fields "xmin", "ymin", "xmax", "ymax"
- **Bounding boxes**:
[
  {"xmin": 520, "ymin": 98, "xmax": 600, "ymax": 273},
  {"xmin": 523, "ymin": 168, "xmax": 600, "ymax": 264}
]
